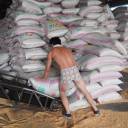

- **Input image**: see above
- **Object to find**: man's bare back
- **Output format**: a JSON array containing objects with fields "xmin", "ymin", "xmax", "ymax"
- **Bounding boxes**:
[{"xmin": 50, "ymin": 46, "xmax": 76, "ymax": 69}]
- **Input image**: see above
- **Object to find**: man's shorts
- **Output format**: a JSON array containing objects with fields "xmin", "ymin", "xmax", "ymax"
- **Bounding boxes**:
[{"xmin": 60, "ymin": 66, "xmax": 82, "ymax": 92}]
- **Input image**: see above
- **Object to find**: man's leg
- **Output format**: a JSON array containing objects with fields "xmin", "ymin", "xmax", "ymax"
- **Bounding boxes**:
[
  {"xmin": 59, "ymin": 84, "xmax": 71, "ymax": 114},
  {"xmin": 74, "ymin": 79, "xmax": 99, "ymax": 112}
]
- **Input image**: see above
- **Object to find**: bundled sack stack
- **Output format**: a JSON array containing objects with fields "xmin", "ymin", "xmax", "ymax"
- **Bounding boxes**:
[
  {"xmin": 0, "ymin": 0, "xmax": 127, "ymax": 111},
  {"xmin": 64, "ymin": 0, "xmax": 127, "ymax": 106},
  {"xmin": 113, "ymin": 7, "xmax": 128, "ymax": 55},
  {"xmin": 76, "ymin": 45, "xmax": 124, "ymax": 104},
  {"xmin": 0, "ymin": 0, "xmax": 20, "ymax": 79},
  {"xmin": 9, "ymin": 0, "xmax": 62, "ymax": 79}
]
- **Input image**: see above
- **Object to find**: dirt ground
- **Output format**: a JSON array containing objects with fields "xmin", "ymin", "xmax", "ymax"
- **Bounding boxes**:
[{"xmin": 0, "ymin": 72, "xmax": 128, "ymax": 128}]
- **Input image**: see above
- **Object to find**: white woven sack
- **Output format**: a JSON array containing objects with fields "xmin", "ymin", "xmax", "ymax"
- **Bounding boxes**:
[
  {"xmin": 98, "ymin": 65, "xmax": 124, "ymax": 72},
  {"xmin": 78, "ymin": 55, "xmax": 126, "ymax": 71},
  {"xmin": 21, "ymin": 38, "xmax": 46, "ymax": 48},
  {"xmin": 16, "ymin": 19, "xmax": 39, "ymax": 26},
  {"xmin": 79, "ymin": 6, "xmax": 103, "ymax": 17},
  {"xmin": 66, "ymin": 39, "xmax": 87, "ymax": 49},
  {"xmin": 55, "ymin": 15, "xmax": 82, "ymax": 24},
  {"xmin": 100, "ymin": 79, "xmax": 123, "ymax": 86},
  {"xmin": 106, "ymin": 23, "xmax": 118, "ymax": 31},
  {"xmin": 82, "ymin": 32, "xmax": 115, "ymax": 48},
  {"xmin": 17, "ymin": 33, "xmax": 40, "ymax": 42},
  {"xmin": 61, "ymin": 0, "xmax": 79, "ymax": 8},
  {"xmin": 80, "ymin": 19, "xmax": 98, "ymax": 27},
  {"xmin": 62, "ymin": 8, "xmax": 80, "ymax": 15},
  {"xmin": 22, "ymin": 0, "xmax": 42, "ymax": 14},
  {"xmin": 46, "ymin": 20, "xmax": 68, "ymax": 38},
  {"xmin": 69, "ymin": 27, "xmax": 107, "ymax": 39},
  {"xmin": 68, "ymin": 90, "xmax": 89, "ymax": 111},
  {"xmin": 102, "ymin": 20, "xmax": 118, "ymax": 26},
  {"xmin": 87, "ymin": 83, "xmax": 102, "ymax": 93},
  {"xmin": 82, "ymin": 71, "xmax": 123, "ymax": 83},
  {"xmin": 86, "ymin": 12, "xmax": 102, "ymax": 20},
  {"xmin": 19, "ymin": 71, "xmax": 43, "ymax": 79},
  {"xmin": 91, "ymin": 85, "xmax": 122, "ymax": 99},
  {"xmin": 97, "ymin": 92, "xmax": 122, "ymax": 104},
  {"xmin": 15, "ymin": 13, "xmax": 46, "ymax": 22},
  {"xmin": 14, "ymin": 26, "xmax": 45, "ymax": 37},
  {"xmin": 67, "ymin": 20, "xmax": 84, "ymax": 27},
  {"xmin": 87, "ymin": 0, "xmax": 102, "ymax": 6},
  {"xmin": 109, "ymin": 32, "xmax": 121, "ymax": 40},
  {"xmin": 25, "ymin": 0, "xmax": 51, "ymax": 8},
  {"xmin": 22, "ymin": 60, "xmax": 45, "ymax": 72},
  {"xmin": 24, "ymin": 48, "xmax": 47, "ymax": 60},
  {"xmin": 29, "ymin": 76, "xmax": 76, "ymax": 97},
  {"xmin": 81, "ymin": 45, "xmax": 122, "ymax": 57},
  {"xmin": 69, "ymin": 98, "xmax": 89, "ymax": 112},
  {"xmin": 43, "ymin": 6, "xmax": 62, "ymax": 15}
]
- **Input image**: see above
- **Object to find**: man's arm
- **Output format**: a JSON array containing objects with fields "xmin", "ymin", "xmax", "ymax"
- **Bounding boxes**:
[{"xmin": 43, "ymin": 52, "xmax": 52, "ymax": 79}]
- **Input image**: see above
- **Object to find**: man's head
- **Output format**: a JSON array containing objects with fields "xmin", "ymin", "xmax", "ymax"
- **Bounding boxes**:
[{"xmin": 49, "ymin": 37, "xmax": 61, "ymax": 46}]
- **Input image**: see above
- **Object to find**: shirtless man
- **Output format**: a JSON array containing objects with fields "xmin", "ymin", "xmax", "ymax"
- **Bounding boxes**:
[{"xmin": 43, "ymin": 37, "xmax": 100, "ymax": 118}]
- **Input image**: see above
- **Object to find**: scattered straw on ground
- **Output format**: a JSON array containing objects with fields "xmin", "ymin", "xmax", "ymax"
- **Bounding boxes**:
[{"xmin": 0, "ymin": 98, "xmax": 128, "ymax": 128}]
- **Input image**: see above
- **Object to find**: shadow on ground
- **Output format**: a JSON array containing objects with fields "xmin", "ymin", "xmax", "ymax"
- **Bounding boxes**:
[{"xmin": 99, "ymin": 102, "xmax": 128, "ymax": 112}]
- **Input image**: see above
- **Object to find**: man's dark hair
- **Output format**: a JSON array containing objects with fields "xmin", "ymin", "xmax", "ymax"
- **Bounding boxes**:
[{"xmin": 49, "ymin": 37, "xmax": 61, "ymax": 46}]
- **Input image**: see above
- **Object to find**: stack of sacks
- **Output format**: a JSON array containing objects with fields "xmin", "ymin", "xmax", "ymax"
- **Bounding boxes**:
[
  {"xmin": 112, "ymin": 7, "xmax": 128, "ymax": 54},
  {"xmin": 63, "ymin": 0, "xmax": 127, "ymax": 57},
  {"xmin": 9, "ymin": 0, "xmax": 77, "ymax": 79},
  {"xmin": 0, "ymin": 0, "xmax": 20, "ymax": 80},
  {"xmin": 6, "ymin": 0, "xmax": 128, "ymax": 81},
  {"xmin": 81, "ymin": 33, "xmax": 127, "ymax": 56},
  {"xmin": 4, "ymin": 0, "xmax": 126, "ymax": 110},
  {"xmin": 9, "ymin": 0, "xmax": 62, "ymax": 79},
  {"xmin": 65, "ymin": 0, "xmax": 107, "ymax": 39},
  {"xmin": 75, "ymin": 44, "xmax": 125, "ymax": 103},
  {"xmin": 98, "ymin": 5, "xmax": 121, "ymax": 41}
]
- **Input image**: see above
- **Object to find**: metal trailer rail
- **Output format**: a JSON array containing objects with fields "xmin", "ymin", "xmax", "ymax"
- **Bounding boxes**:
[{"xmin": 0, "ymin": 72, "xmax": 61, "ymax": 111}]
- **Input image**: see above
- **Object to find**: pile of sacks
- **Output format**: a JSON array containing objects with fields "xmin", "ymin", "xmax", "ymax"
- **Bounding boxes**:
[
  {"xmin": 0, "ymin": 0, "xmax": 127, "ymax": 111},
  {"xmin": 112, "ymin": 7, "xmax": 128, "ymax": 55},
  {"xmin": 0, "ymin": 0, "xmax": 20, "ymax": 79}
]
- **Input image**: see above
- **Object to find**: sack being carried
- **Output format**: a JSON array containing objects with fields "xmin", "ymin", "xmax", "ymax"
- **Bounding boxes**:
[{"xmin": 29, "ymin": 76, "xmax": 76, "ymax": 97}]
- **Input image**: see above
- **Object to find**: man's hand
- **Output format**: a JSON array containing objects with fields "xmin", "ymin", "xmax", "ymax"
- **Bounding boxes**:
[{"xmin": 35, "ymin": 76, "xmax": 47, "ymax": 82}]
